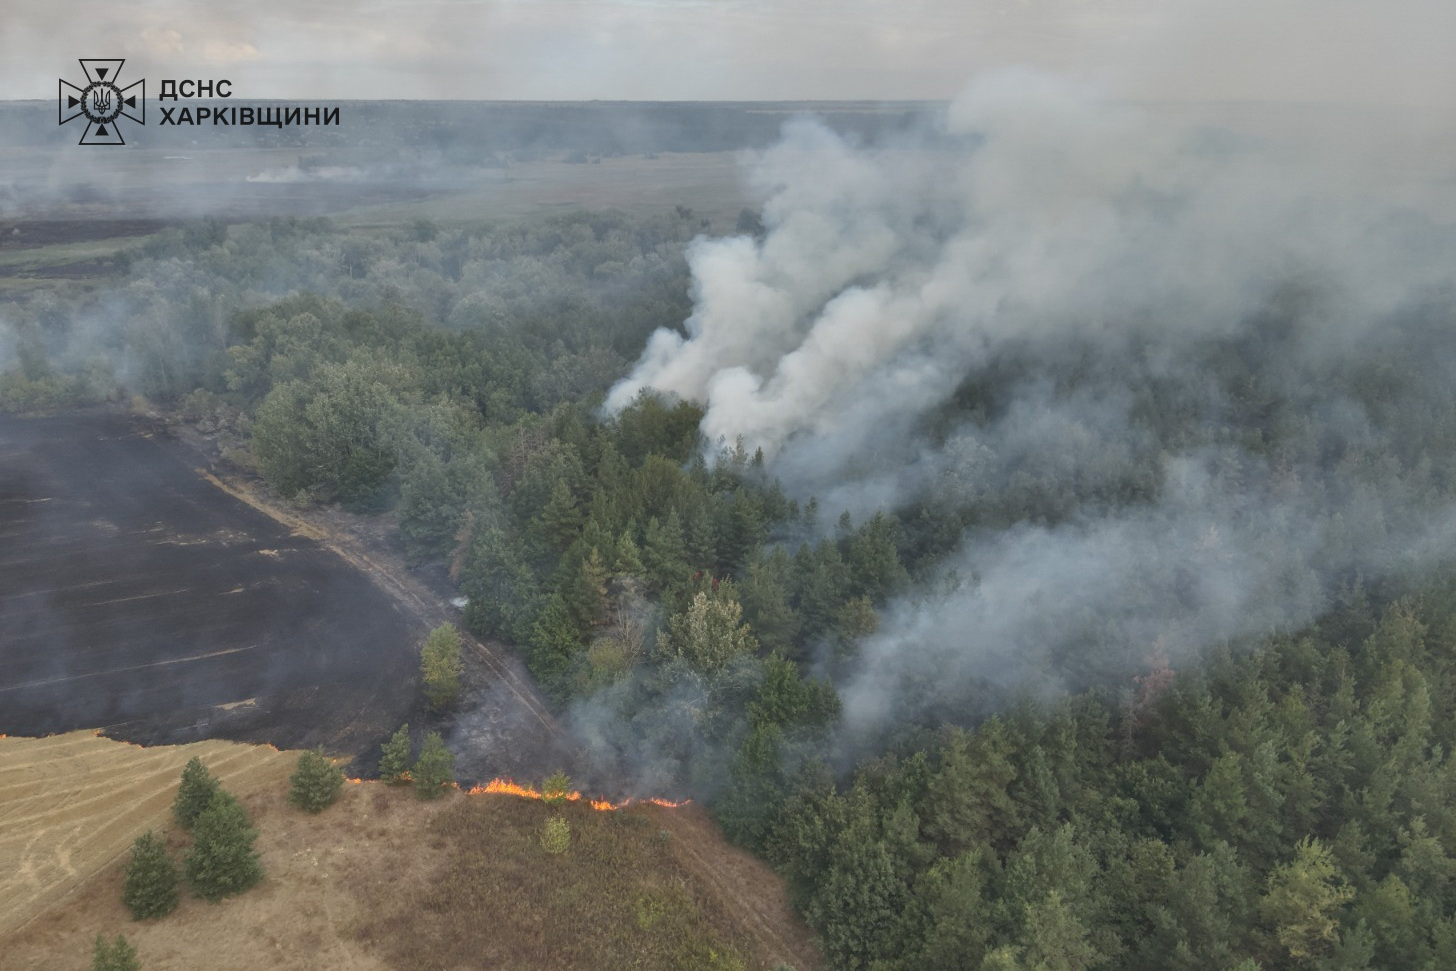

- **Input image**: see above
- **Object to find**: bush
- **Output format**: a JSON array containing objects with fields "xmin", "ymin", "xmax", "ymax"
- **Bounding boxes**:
[
  {"xmin": 185, "ymin": 790, "xmax": 263, "ymax": 901},
  {"xmin": 172, "ymin": 757, "xmax": 219, "ymax": 831},
  {"xmin": 541, "ymin": 770, "xmax": 572, "ymax": 806},
  {"xmin": 379, "ymin": 724, "xmax": 413, "ymax": 784},
  {"xmin": 121, "ymin": 830, "xmax": 178, "ymax": 920},
  {"xmin": 92, "ymin": 934, "xmax": 140, "ymax": 971},
  {"xmin": 541, "ymin": 816, "xmax": 570, "ymax": 854},
  {"xmin": 289, "ymin": 748, "xmax": 344, "ymax": 813},
  {"xmin": 412, "ymin": 731, "xmax": 455, "ymax": 800},
  {"xmin": 421, "ymin": 623, "xmax": 464, "ymax": 712}
]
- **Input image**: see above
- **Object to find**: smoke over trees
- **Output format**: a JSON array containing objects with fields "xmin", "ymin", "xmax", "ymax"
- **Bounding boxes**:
[
  {"xmin": 608, "ymin": 70, "xmax": 1456, "ymax": 743},
  {"xmin": 10, "ymin": 79, "xmax": 1456, "ymax": 969}
]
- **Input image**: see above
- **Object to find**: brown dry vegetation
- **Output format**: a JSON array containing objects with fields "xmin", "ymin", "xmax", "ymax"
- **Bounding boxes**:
[
  {"xmin": 0, "ymin": 731, "xmax": 295, "ymax": 937},
  {"xmin": 0, "ymin": 734, "xmax": 821, "ymax": 971}
]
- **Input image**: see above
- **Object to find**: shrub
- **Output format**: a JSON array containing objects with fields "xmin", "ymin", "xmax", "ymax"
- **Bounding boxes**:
[
  {"xmin": 421, "ymin": 623, "xmax": 464, "ymax": 711},
  {"xmin": 121, "ymin": 831, "xmax": 178, "ymax": 920},
  {"xmin": 185, "ymin": 790, "xmax": 263, "ymax": 901},
  {"xmin": 541, "ymin": 770, "xmax": 572, "ymax": 806},
  {"xmin": 541, "ymin": 816, "xmax": 571, "ymax": 854},
  {"xmin": 289, "ymin": 748, "xmax": 344, "ymax": 813},
  {"xmin": 172, "ymin": 757, "xmax": 219, "ymax": 831},
  {"xmin": 412, "ymin": 731, "xmax": 455, "ymax": 799},
  {"xmin": 91, "ymin": 934, "xmax": 140, "ymax": 971},
  {"xmin": 380, "ymin": 723, "xmax": 413, "ymax": 784}
]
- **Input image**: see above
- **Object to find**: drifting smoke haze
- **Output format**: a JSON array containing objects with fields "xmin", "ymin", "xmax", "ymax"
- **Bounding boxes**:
[{"xmin": 608, "ymin": 69, "xmax": 1456, "ymax": 740}]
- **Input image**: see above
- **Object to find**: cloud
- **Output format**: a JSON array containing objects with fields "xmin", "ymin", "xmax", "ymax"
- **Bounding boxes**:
[{"xmin": 5, "ymin": 0, "xmax": 1456, "ymax": 102}]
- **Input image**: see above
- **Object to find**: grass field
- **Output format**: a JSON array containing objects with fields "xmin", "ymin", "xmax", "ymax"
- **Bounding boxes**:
[
  {"xmin": 0, "ymin": 731, "xmax": 296, "ymax": 936},
  {"xmin": 0, "ymin": 733, "xmax": 821, "ymax": 971}
]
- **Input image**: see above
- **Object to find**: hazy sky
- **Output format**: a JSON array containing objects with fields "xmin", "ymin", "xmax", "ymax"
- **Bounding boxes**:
[{"xmin": 5, "ymin": 0, "xmax": 1455, "ymax": 104}]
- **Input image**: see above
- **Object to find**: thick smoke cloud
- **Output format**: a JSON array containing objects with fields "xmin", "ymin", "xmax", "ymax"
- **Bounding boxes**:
[{"xmin": 609, "ymin": 69, "xmax": 1456, "ymax": 738}]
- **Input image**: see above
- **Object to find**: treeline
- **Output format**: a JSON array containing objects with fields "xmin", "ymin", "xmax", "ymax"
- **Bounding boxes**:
[
  {"xmin": 0, "ymin": 100, "xmax": 929, "ymax": 157},
  {"xmin": 754, "ymin": 592, "xmax": 1456, "ymax": 971},
  {"xmin": 1, "ymin": 208, "xmax": 698, "ymax": 414}
]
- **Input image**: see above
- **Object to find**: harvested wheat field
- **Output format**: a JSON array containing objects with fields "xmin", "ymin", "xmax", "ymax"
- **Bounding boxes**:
[
  {"xmin": 1, "ymin": 732, "xmax": 821, "ymax": 971},
  {"xmin": 0, "ymin": 731, "xmax": 296, "ymax": 935}
]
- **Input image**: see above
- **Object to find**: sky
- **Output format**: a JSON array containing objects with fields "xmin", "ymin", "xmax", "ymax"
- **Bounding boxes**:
[{"xmin": 5, "ymin": 0, "xmax": 1456, "ymax": 105}]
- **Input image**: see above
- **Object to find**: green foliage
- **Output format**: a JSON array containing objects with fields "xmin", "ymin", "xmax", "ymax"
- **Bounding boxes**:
[
  {"xmin": 412, "ymin": 731, "xmax": 455, "ymax": 799},
  {"xmin": 1259, "ymin": 837, "xmax": 1355, "ymax": 965},
  {"xmin": 289, "ymin": 748, "xmax": 345, "ymax": 813},
  {"xmin": 541, "ymin": 770, "xmax": 572, "ymax": 806},
  {"xmin": 185, "ymin": 790, "xmax": 264, "ymax": 902},
  {"xmin": 251, "ymin": 354, "xmax": 412, "ymax": 509},
  {"xmin": 121, "ymin": 830, "xmax": 178, "ymax": 921},
  {"xmin": 172, "ymin": 757, "xmax": 219, "ymax": 831},
  {"xmin": 421, "ymin": 622, "xmax": 464, "ymax": 712},
  {"xmin": 658, "ymin": 587, "xmax": 758, "ymax": 674},
  {"xmin": 92, "ymin": 934, "xmax": 140, "ymax": 971},
  {"xmin": 541, "ymin": 816, "xmax": 571, "ymax": 854},
  {"xmin": 40, "ymin": 207, "xmax": 1456, "ymax": 971},
  {"xmin": 528, "ymin": 593, "xmax": 582, "ymax": 700},
  {"xmin": 380, "ymin": 723, "xmax": 413, "ymax": 784}
]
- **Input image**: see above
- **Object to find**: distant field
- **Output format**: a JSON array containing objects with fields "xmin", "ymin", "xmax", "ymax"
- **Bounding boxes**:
[
  {"xmin": 334, "ymin": 151, "xmax": 752, "ymax": 230},
  {"xmin": 0, "ymin": 147, "xmax": 751, "ymax": 294}
]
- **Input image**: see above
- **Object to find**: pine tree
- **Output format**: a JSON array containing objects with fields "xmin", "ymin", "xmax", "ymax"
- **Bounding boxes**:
[
  {"xmin": 740, "ymin": 550, "xmax": 801, "ymax": 656},
  {"xmin": 185, "ymin": 790, "xmax": 264, "ymax": 901},
  {"xmin": 643, "ymin": 510, "xmax": 688, "ymax": 584},
  {"xmin": 289, "ymin": 748, "xmax": 344, "ymax": 813},
  {"xmin": 172, "ymin": 757, "xmax": 219, "ymax": 831},
  {"xmin": 528, "ymin": 593, "xmax": 581, "ymax": 701},
  {"xmin": 379, "ymin": 723, "xmax": 413, "ymax": 784},
  {"xmin": 121, "ymin": 830, "xmax": 178, "ymax": 921},
  {"xmin": 92, "ymin": 934, "xmax": 140, "ymax": 971},
  {"xmin": 541, "ymin": 770, "xmax": 572, "ymax": 806},
  {"xmin": 539, "ymin": 479, "xmax": 583, "ymax": 552},
  {"xmin": 420, "ymin": 622, "xmax": 464, "ymax": 712},
  {"xmin": 613, "ymin": 529, "xmax": 645, "ymax": 577},
  {"xmin": 565, "ymin": 546, "xmax": 610, "ymax": 634},
  {"xmin": 412, "ymin": 731, "xmax": 455, "ymax": 800}
]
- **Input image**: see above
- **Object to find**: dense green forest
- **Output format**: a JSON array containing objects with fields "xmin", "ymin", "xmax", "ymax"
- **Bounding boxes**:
[{"xmin": 7, "ymin": 208, "xmax": 1456, "ymax": 970}]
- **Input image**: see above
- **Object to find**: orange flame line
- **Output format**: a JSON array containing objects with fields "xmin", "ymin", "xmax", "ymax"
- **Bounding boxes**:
[{"xmin": 462, "ymin": 778, "xmax": 689, "ymax": 811}]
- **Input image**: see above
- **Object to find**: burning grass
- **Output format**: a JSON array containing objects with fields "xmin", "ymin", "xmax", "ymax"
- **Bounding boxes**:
[
  {"xmin": 353, "ymin": 793, "xmax": 761, "ymax": 971},
  {"xmin": 3, "ymin": 736, "xmax": 816, "ymax": 971},
  {"xmin": 467, "ymin": 777, "xmax": 690, "ymax": 811}
]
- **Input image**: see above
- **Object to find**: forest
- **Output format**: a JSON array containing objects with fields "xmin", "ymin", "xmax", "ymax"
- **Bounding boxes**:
[{"xmin": 6, "ymin": 191, "xmax": 1456, "ymax": 970}]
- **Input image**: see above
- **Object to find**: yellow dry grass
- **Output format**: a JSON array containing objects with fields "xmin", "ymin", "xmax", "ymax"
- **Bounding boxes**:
[
  {"xmin": 0, "ymin": 731, "xmax": 296, "ymax": 936},
  {"xmin": 0, "ymin": 733, "xmax": 822, "ymax": 971}
]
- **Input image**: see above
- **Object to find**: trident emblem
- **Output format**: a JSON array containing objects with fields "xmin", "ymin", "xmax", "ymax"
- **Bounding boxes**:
[{"xmin": 59, "ymin": 59, "xmax": 144, "ymax": 145}]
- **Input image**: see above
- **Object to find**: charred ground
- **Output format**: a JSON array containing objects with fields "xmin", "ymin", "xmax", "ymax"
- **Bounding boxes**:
[{"xmin": 0, "ymin": 411, "xmax": 419, "ymax": 751}]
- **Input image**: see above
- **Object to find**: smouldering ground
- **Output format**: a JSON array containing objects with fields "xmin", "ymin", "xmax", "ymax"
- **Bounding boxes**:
[
  {"xmin": 0, "ymin": 412, "xmax": 419, "ymax": 751},
  {"xmin": 1, "ymin": 733, "xmax": 821, "ymax": 971}
]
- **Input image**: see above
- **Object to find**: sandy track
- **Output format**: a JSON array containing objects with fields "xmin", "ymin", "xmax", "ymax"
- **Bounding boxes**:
[
  {"xmin": 198, "ymin": 470, "xmax": 566, "ymax": 746},
  {"xmin": 193, "ymin": 467, "xmax": 822, "ymax": 968},
  {"xmin": 0, "ymin": 731, "xmax": 295, "ymax": 937},
  {"xmin": 657, "ymin": 804, "xmax": 823, "ymax": 970}
]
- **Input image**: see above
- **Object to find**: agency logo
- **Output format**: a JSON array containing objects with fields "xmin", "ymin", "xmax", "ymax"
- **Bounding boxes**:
[{"xmin": 59, "ymin": 59, "xmax": 144, "ymax": 145}]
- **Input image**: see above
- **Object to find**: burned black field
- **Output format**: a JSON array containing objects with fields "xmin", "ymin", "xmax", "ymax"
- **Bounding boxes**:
[{"xmin": 0, "ymin": 412, "xmax": 418, "ymax": 750}]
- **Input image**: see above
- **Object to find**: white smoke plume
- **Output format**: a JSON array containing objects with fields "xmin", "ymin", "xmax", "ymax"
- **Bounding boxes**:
[{"xmin": 609, "ymin": 69, "xmax": 1456, "ymax": 736}]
